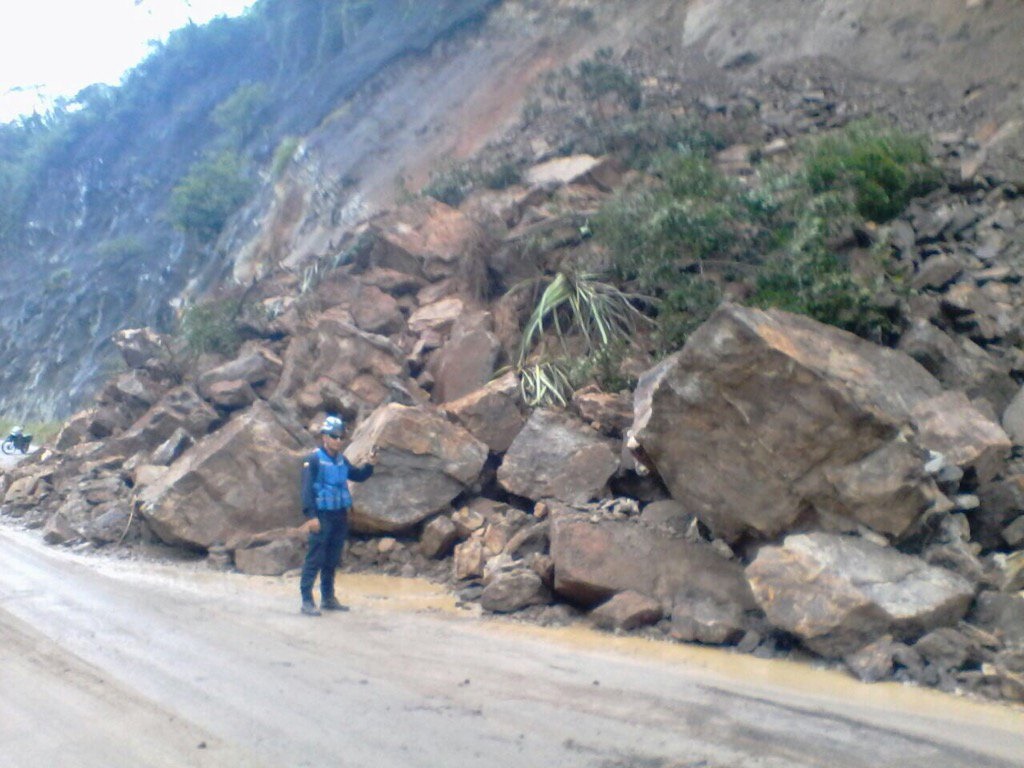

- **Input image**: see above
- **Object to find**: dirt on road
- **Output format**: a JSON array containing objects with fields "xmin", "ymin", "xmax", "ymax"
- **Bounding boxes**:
[{"xmin": 1, "ymin": 526, "xmax": 1021, "ymax": 768}]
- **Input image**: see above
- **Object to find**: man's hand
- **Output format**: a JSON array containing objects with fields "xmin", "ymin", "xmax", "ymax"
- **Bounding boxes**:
[{"xmin": 304, "ymin": 517, "xmax": 321, "ymax": 534}]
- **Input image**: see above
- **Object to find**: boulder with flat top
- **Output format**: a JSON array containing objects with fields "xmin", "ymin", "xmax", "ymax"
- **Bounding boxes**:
[
  {"xmin": 135, "ymin": 401, "xmax": 307, "ymax": 548},
  {"xmin": 345, "ymin": 403, "xmax": 488, "ymax": 533}
]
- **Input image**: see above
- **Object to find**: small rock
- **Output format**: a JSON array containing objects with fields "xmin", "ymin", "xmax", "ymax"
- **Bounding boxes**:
[
  {"xmin": 590, "ymin": 591, "xmax": 663, "ymax": 631},
  {"xmin": 845, "ymin": 636, "xmax": 896, "ymax": 683},
  {"xmin": 1002, "ymin": 516, "xmax": 1024, "ymax": 547}
]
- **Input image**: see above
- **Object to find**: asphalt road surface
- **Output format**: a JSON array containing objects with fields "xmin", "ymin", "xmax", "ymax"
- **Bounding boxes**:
[{"xmin": 1, "ymin": 525, "xmax": 1022, "ymax": 768}]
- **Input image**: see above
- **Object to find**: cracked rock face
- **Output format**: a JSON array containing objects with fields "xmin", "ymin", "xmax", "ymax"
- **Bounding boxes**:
[
  {"xmin": 632, "ymin": 304, "xmax": 1014, "ymax": 546},
  {"xmin": 632, "ymin": 304, "xmax": 952, "ymax": 543},
  {"xmin": 746, "ymin": 532, "xmax": 975, "ymax": 658}
]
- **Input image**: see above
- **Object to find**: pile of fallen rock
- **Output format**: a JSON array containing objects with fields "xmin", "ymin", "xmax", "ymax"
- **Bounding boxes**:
[
  {"xmin": 2, "ymin": 59, "xmax": 1024, "ymax": 701},
  {"xmin": 3, "ymin": 299, "xmax": 1023, "ymax": 702}
]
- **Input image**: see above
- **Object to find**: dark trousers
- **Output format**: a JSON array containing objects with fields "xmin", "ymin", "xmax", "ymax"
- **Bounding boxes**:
[{"xmin": 300, "ymin": 512, "xmax": 348, "ymax": 602}]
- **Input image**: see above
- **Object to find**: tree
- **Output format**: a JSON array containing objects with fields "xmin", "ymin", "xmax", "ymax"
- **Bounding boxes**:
[{"xmin": 169, "ymin": 150, "xmax": 253, "ymax": 243}]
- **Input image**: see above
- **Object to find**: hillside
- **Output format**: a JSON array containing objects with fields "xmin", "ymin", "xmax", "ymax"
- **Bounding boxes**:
[
  {"xmin": 0, "ymin": 0, "xmax": 498, "ymax": 418},
  {"xmin": 2, "ymin": 0, "xmax": 1023, "ymax": 418},
  {"xmin": 3, "ymin": 0, "xmax": 1024, "ymax": 704}
]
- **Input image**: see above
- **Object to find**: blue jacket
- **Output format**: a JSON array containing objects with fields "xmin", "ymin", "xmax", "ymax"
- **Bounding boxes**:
[{"xmin": 301, "ymin": 448, "xmax": 374, "ymax": 517}]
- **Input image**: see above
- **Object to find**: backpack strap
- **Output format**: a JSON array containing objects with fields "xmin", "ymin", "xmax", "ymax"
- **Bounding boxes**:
[{"xmin": 301, "ymin": 450, "xmax": 322, "ymax": 516}]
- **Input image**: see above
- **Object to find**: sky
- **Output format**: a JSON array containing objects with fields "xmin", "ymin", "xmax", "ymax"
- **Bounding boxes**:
[{"xmin": 0, "ymin": 0, "xmax": 257, "ymax": 123}]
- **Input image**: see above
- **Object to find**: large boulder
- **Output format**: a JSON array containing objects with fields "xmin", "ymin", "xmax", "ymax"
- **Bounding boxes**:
[
  {"xmin": 911, "ymin": 391, "xmax": 1012, "ymax": 484},
  {"xmin": 746, "ymin": 532, "xmax": 975, "ymax": 658},
  {"xmin": 632, "ymin": 304, "xmax": 965, "ymax": 543},
  {"xmin": 97, "ymin": 370, "xmax": 167, "ymax": 416},
  {"xmin": 307, "ymin": 274, "xmax": 408, "ymax": 337},
  {"xmin": 85, "ymin": 504, "xmax": 135, "ymax": 545},
  {"xmin": 524, "ymin": 154, "xmax": 622, "ymax": 192},
  {"xmin": 548, "ymin": 512, "xmax": 756, "ymax": 614},
  {"xmin": 970, "ymin": 592, "xmax": 1024, "ymax": 648},
  {"xmin": 408, "ymin": 297, "xmax": 466, "ymax": 337},
  {"xmin": 54, "ymin": 409, "xmax": 95, "ymax": 450},
  {"xmin": 78, "ymin": 407, "xmax": 132, "ymax": 441},
  {"xmin": 197, "ymin": 347, "xmax": 283, "ymax": 401},
  {"xmin": 419, "ymin": 515, "xmax": 459, "ymax": 559},
  {"xmin": 1001, "ymin": 386, "xmax": 1024, "ymax": 446},
  {"xmin": 974, "ymin": 475, "xmax": 1024, "ymax": 550},
  {"xmin": 111, "ymin": 328, "xmax": 179, "ymax": 379},
  {"xmin": 118, "ymin": 386, "xmax": 220, "ymax": 455},
  {"xmin": 590, "ymin": 590, "xmax": 664, "ymax": 631},
  {"xmin": 442, "ymin": 371, "xmax": 525, "ymax": 453},
  {"xmin": 202, "ymin": 380, "xmax": 258, "ymax": 410},
  {"xmin": 233, "ymin": 538, "xmax": 305, "ymax": 576},
  {"xmin": 353, "ymin": 284, "xmax": 405, "ymax": 336},
  {"xmin": 2, "ymin": 471, "xmax": 50, "ymax": 510},
  {"xmin": 898, "ymin": 319, "xmax": 1018, "ymax": 416},
  {"xmin": 135, "ymin": 401, "xmax": 307, "ymax": 548},
  {"xmin": 427, "ymin": 311, "xmax": 501, "ymax": 404},
  {"xmin": 345, "ymin": 403, "xmax": 488, "ymax": 533},
  {"xmin": 362, "ymin": 197, "xmax": 493, "ymax": 285},
  {"xmin": 498, "ymin": 409, "xmax": 618, "ymax": 505},
  {"xmin": 571, "ymin": 386, "xmax": 633, "ymax": 437}
]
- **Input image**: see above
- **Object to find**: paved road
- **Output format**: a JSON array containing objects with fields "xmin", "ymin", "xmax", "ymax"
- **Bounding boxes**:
[{"xmin": 1, "ymin": 526, "xmax": 1022, "ymax": 768}]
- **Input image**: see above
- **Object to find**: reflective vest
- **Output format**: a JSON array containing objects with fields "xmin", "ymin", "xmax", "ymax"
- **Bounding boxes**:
[{"xmin": 313, "ymin": 448, "xmax": 353, "ymax": 512}]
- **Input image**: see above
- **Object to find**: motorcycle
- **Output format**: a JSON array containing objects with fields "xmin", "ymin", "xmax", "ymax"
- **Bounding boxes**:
[{"xmin": 2, "ymin": 427, "xmax": 31, "ymax": 455}]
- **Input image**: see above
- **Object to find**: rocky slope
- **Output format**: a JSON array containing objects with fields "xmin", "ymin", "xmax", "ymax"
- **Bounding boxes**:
[
  {"xmin": 0, "ymin": 0, "xmax": 499, "ymax": 419},
  {"xmin": 8, "ymin": 0, "xmax": 1023, "ymax": 419},
  {"xmin": 3, "ymin": 0, "xmax": 1024, "ymax": 703}
]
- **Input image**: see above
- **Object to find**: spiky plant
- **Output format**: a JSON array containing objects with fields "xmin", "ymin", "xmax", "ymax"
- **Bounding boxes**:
[
  {"xmin": 510, "ymin": 270, "xmax": 650, "ymax": 406},
  {"xmin": 517, "ymin": 360, "xmax": 575, "ymax": 407}
]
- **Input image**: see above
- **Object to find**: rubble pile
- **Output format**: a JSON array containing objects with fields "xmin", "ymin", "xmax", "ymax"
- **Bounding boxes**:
[{"xmin": 3, "ymin": 13, "xmax": 1024, "ymax": 703}]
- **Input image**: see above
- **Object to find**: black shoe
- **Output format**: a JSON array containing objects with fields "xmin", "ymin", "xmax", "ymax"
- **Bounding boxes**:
[
  {"xmin": 301, "ymin": 600, "xmax": 321, "ymax": 616},
  {"xmin": 321, "ymin": 597, "xmax": 349, "ymax": 612}
]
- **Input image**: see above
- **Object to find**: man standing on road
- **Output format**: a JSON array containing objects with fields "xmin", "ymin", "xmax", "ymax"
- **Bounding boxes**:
[{"xmin": 299, "ymin": 415, "xmax": 376, "ymax": 616}]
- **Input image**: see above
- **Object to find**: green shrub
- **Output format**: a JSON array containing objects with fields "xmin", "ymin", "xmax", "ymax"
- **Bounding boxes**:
[
  {"xmin": 570, "ymin": 8, "xmax": 596, "ymax": 28},
  {"xmin": 422, "ymin": 162, "xmax": 474, "ymax": 206},
  {"xmin": 749, "ymin": 249, "xmax": 894, "ymax": 340},
  {"xmin": 0, "ymin": 114, "xmax": 78, "ymax": 243},
  {"xmin": 520, "ymin": 98, "xmax": 543, "ymax": 125},
  {"xmin": 94, "ymin": 235, "xmax": 145, "ymax": 262},
  {"xmin": 170, "ymin": 150, "xmax": 253, "ymax": 242},
  {"xmin": 656, "ymin": 276, "xmax": 723, "ymax": 351},
  {"xmin": 747, "ymin": 189, "xmax": 898, "ymax": 340},
  {"xmin": 599, "ymin": 114, "xmax": 726, "ymax": 170},
  {"xmin": 212, "ymin": 82, "xmax": 269, "ymax": 146},
  {"xmin": 576, "ymin": 48, "xmax": 642, "ymax": 111},
  {"xmin": 0, "ymin": 163, "xmax": 28, "ymax": 243},
  {"xmin": 45, "ymin": 267, "xmax": 72, "ymax": 293},
  {"xmin": 596, "ymin": 153, "xmax": 742, "ymax": 292},
  {"xmin": 178, "ymin": 297, "xmax": 246, "ymax": 356},
  {"xmin": 571, "ymin": 338, "xmax": 636, "ymax": 394},
  {"xmin": 596, "ymin": 127, "xmax": 916, "ymax": 352},
  {"xmin": 595, "ymin": 154, "xmax": 747, "ymax": 351},
  {"xmin": 271, "ymin": 135, "xmax": 300, "ymax": 179},
  {"xmin": 480, "ymin": 161, "xmax": 522, "ymax": 190},
  {"xmin": 804, "ymin": 120, "xmax": 939, "ymax": 222}
]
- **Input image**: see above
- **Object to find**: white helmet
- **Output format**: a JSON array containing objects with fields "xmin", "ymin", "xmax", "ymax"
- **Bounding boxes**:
[{"xmin": 319, "ymin": 415, "xmax": 345, "ymax": 438}]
